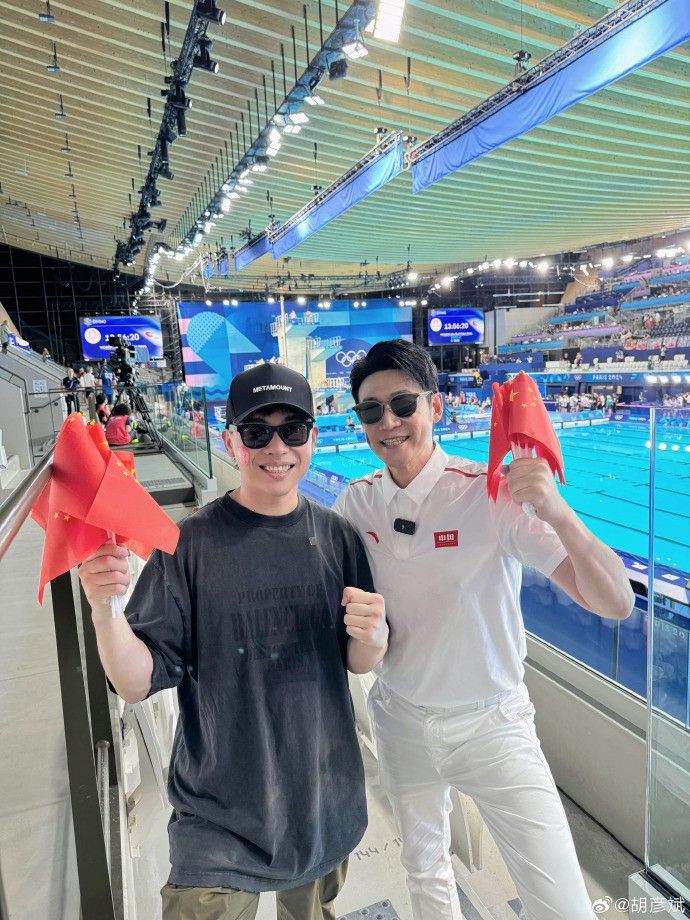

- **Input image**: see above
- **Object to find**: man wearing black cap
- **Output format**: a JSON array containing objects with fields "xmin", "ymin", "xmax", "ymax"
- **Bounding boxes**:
[{"xmin": 79, "ymin": 363, "xmax": 388, "ymax": 920}]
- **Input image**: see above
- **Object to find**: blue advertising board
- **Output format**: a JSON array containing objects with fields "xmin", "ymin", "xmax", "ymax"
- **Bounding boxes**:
[
  {"xmin": 428, "ymin": 308, "xmax": 484, "ymax": 344},
  {"xmin": 80, "ymin": 315, "xmax": 163, "ymax": 361}
]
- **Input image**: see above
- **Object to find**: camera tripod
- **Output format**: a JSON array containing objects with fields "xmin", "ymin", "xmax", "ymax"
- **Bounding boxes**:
[{"xmin": 112, "ymin": 381, "xmax": 163, "ymax": 450}]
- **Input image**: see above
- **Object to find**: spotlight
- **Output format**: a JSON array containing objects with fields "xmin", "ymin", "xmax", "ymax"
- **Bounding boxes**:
[
  {"xmin": 329, "ymin": 58, "xmax": 348, "ymax": 80},
  {"xmin": 287, "ymin": 111, "xmax": 309, "ymax": 125},
  {"xmin": 196, "ymin": 0, "xmax": 226, "ymax": 25},
  {"xmin": 267, "ymin": 295, "xmax": 275, "ymax": 303},
  {"xmin": 305, "ymin": 94, "xmax": 325, "ymax": 105},
  {"xmin": 231, "ymin": 298, "xmax": 239, "ymax": 306},
  {"xmin": 194, "ymin": 37, "xmax": 219, "ymax": 73},
  {"xmin": 205, "ymin": 299, "xmax": 213, "ymax": 307},
  {"xmin": 407, "ymin": 270, "xmax": 418, "ymax": 282},
  {"xmin": 297, "ymin": 296, "xmax": 306, "ymax": 305},
  {"xmin": 54, "ymin": 94, "xmax": 67, "ymax": 119},
  {"xmin": 223, "ymin": 299, "xmax": 230, "ymax": 306},
  {"xmin": 342, "ymin": 23, "xmax": 368, "ymax": 59},
  {"xmin": 46, "ymin": 42, "xmax": 60, "ymax": 72},
  {"xmin": 252, "ymin": 156, "xmax": 270, "ymax": 171},
  {"xmin": 38, "ymin": 0, "xmax": 55, "ymax": 23},
  {"xmin": 283, "ymin": 124, "xmax": 302, "ymax": 135}
]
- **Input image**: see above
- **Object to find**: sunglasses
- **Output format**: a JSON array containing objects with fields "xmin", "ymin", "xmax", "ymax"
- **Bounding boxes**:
[
  {"xmin": 353, "ymin": 391, "xmax": 434, "ymax": 425},
  {"xmin": 227, "ymin": 419, "xmax": 313, "ymax": 449}
]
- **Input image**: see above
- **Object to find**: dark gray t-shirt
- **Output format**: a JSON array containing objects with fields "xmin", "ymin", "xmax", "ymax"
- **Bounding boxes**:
[{"xmin": 124, "ymin": 493, "xmax": 373, "ymax": 891}]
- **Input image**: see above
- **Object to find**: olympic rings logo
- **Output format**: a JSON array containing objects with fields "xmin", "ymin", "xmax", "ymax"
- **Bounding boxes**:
[{"xmin": 335, "ymin": 348, "xmax": 367, "ymax": 368}]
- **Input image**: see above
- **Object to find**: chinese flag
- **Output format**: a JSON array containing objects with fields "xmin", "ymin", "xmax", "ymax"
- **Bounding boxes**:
[
  {"xmin": 32, "ymin": 414, "xmax": 179, "ymax": 603},
  {"xmin": 487, "ymin": 372, "xmax": 565, "ymax": 501},
  {"xmin": 487, "ymin": 382, "xmax": 511, "ymax": 501}
]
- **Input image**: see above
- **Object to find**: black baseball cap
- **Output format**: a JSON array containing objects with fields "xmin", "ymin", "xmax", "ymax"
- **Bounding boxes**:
[{"xmin": 225, "ymin": 363, "xmax": 315, "ymax": 427}]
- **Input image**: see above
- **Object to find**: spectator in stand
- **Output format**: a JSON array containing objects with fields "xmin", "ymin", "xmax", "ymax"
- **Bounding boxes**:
[
  {"xmin": 41, "ymin": 347, "xmax": 51, "ymax": 362},
  {"xmin": 0, "ymin": 320, "xmax": 10, "ymax": 355},
  {"xmin": 105, "ymin": 403, "xmax": 133, "ymax": 445},
  {"xmin": 95, "ymin": 394, "xmax": 110, "ymax": 425},
  {"xmin": 62, "ymin": 367, "xmax": 81, "ymax": 414},
  {"xmin": 573, "ymin": 351, "xmax": 583, "ymax": 368},
  {"xmin": 99, "ymin": 362, "xmax": 114, "ymax": 405},
  {"xmin": 82, "ymin": 363, "xmax": 97, "ymax": 421}
]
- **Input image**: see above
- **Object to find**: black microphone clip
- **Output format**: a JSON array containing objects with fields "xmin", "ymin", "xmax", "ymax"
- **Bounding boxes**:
[{"xmin": 393, "ymin": 518, "xmax": 416, "ymax": 536}]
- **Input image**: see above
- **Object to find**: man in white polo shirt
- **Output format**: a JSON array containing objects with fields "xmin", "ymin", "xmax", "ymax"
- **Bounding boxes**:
[{"xmin": 333, "ymin": 339, "xmax": 634, "ymax": 920}]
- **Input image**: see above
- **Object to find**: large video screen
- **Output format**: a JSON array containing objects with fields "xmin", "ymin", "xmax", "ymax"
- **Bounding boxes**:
[
  {"xmin": 177, "ymin": 299, "xmax": 412, "ymax": 426},
  {"xmin": 80, "ymin": 315, "xmax": 163, "ymax": 361},
  {"xmin": 428, "ymin": 308, "xmax": 484, "ymax": 345}
]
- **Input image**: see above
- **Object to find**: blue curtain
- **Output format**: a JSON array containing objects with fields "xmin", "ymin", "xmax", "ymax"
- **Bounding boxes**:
[
  {"xmin": 271, "ymin": 134, "xmax": 404, "ymax": 259},
  {"xmin": 413, "ymin": 0, "xmax": 690, "ymax": 192},
  {"xmin": 234, "ymin": 233, "xmax": 271, "ymax": 271}
]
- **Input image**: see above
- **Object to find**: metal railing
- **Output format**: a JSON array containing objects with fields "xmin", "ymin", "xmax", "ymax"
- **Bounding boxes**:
[{"xmin": 0, "ymin": 449, "xmax": 121, "ymax": 919}]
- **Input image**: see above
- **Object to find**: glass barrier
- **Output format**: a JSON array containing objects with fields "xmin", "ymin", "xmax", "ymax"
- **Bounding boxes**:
[
  {"xmin": 136, "ymin": 383, "xmax": 213, "ymax": 478},
  {"xmin": 645, "ymin": 406, "xmax": 690, "ymax": 907}
]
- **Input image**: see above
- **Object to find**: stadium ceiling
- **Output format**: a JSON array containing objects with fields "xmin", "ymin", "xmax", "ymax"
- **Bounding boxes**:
[{"xmin": 1, "ymin": 0, "xmax": 689, "ymax": 292}]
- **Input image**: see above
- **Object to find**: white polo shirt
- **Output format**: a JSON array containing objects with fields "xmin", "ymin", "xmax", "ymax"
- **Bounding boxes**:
[{"xmin": 333, "ymin": 444, "xmax": 567, "ymax": 706}]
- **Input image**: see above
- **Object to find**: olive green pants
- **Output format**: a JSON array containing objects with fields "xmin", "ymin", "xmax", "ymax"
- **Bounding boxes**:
[{"xmin": 161, "ymin": 859, "xmax": 348, "ymax": 920}]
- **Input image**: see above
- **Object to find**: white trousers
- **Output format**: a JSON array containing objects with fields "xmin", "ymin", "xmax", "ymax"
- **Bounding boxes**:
[{"xmin": 367, "ymin": 680, "xmax": 595, "ymax": 920}]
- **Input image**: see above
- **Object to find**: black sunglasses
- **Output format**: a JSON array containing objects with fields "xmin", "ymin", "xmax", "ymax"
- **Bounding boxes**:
[
  {"xmin": 227, "ymin": 419, "xmax": 313, "ymax": 449},
  {"xmin": 353, "ymin": 391, "xmax": 434, "ymax": 425}
]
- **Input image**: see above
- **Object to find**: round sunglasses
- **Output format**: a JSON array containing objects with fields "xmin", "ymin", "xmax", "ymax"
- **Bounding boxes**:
[
  {"xmin": 227, "ymin": 419, "xmax": 314, "ymax": 449},
  {"xmin": 352, "ymin": 391, "xmax": 434, "ymax": 425}
]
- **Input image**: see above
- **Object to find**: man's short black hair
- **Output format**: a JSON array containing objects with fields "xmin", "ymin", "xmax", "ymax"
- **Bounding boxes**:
[{"xmin": 350, "ymin": 339, "xmax": 438, "ymax": 403}]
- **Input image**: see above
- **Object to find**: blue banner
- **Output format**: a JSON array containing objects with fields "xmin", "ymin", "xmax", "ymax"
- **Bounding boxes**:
[
  {"xmin": 412, "ymin": 0, "xmax": 690, "ymax": 192},
  {"xmin": 271, "ymin": 133, "xmax": 404, "ymax": 258},
  {"xmin": 234, "ymin": 232, "xmax": 271, "ymax": 271},
  {"xmin": 428, "ymin": 308, "xmax": 484, "ymax": 344},
  {"xmin": 622, "ymin": 293, "xmax": 690, "ymax": 311},
  {"xmin": 80, "ymin": 315, "xmax": 163, "ymax": 361}
]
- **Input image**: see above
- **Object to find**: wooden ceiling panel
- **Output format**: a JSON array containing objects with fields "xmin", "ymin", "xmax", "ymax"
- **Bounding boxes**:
[{"xmin": 0, "ymin": 0, "xmax": 688, "ymax": 288}]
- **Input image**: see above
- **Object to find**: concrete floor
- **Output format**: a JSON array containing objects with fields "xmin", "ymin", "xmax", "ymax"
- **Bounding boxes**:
[{"xmin": 1, "ymin": 510, "xmax": 643, "ymax": 920}]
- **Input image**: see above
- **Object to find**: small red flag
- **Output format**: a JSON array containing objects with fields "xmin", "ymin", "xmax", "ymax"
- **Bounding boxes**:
[
  {"xmin": 487, "ymin": 372, "xmax": 565, "ymax": 501},
  {"xmin": 31, "ymin": 414, "xmax": 179, "ymax": 603}
]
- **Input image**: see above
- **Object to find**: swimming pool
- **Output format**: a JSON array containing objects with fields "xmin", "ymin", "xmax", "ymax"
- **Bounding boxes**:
[{"xmin": 309, "ymin": 421, "xmax": 690, "ymax": 573}]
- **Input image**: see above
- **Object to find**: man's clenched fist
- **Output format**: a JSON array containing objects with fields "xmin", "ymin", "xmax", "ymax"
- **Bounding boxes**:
[
  {"xmin": 79, "ymin": 542, "xmax": 131, "ymax": 613},
  {"xmin": 341, "ymin": 587, "xmax": 388, "ymax": 649}
]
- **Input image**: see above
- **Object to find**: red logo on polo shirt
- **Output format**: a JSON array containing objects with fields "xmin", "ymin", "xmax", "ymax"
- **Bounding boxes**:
[
  {"xmin": 366, "ymin": 531, "xmax": 380, "ymax": 544},
  {"xmin": 434, "ymin": 530, "xmax": 458, "ymax": 548}
]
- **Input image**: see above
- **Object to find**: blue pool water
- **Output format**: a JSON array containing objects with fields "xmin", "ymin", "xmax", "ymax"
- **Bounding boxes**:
[{"xmin": 312, "ymin": 422, "xmax": 690, "ymax": 573}]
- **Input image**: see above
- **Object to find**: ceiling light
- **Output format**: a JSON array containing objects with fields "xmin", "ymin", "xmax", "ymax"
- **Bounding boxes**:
[
  {"xmin": 297, "ymin": 296, "xmax": 307, "ymax": 304},
  {"xmin": 491, "ymin": 258, "xmax": 502, "ymax": 269},
  {"xmin": 537, "ymin": 260, "xmax": 550, "ymax": 273},
  {"xmin": 239, "ymin": 168, "xmax": 250, "ymax": 178},
  {"xmin": 227, "ymin": 191, "xmax": 241, "ymax": 199},
  {"xmin": 220, "ymin": 197, "xmax": 231, "ymax": 212},
  {"xmin": 342, "ymin": 23, "xmax": 369, "ymax": 59},
  {"xmin": 518, "ymin": 260, "xmax": 528, "ymax": 268},
  {"xmin": 238, "ymin": 176, "xmax": 254, "ymax": 185},
  {"xmin": 283, "ymin": 124, "xmax": 302, "ymax": 134},
  {"xmin": 269, "ymin": 126, "xmax": 282, "ymax": 144},
  {"xmin": 503, "ymin": 257, "xmax": 516, "ymax": 268},
  {"xmin": 373, "ymin": 0, "xmax": 405, "ymax": 42},
  {"xmin": 238, "ymin": 185, "xmax": 249, "ymax": 193},
  {"xmin": 193, "ymin": 37, "xmax": 219, "ymax": 74},
  {"xmin": 46, "ymin": 42, "xmax": 60, "ymax": 72},
  {"xmin": 222, "ymin": 299, "xmax": 230, "ymax": 306},
  {"xmin": 205, "ymin": 299, "xmax": 213, "ymax": 307},
  {"xmin": 196, "ymin": 0, "xmax": 226, "ymax": 25},
  {"xmin": 54, "ymin": 94, "xmax": 67, "ymax": 119},
  {"xmin": 59, "ymin": 133, "xmax": 71, "ymax": 153},
  {"xmin": 407, "ymin": 270, "xmax": 418, "ymax": 282},
  {"xmin": 267, "ymin": 295, "xmax": 275, "ymax": 303},
  {"xmin": 441, "ymin": 276, "xmax": 453, "ymax": 287},
  {"xmin": 420, "ymin": 299, "xmax": 428, "ymax": 306},
  {"xmin": 38, "ymin": 0, "xmax": 55, "ymax": 22},
  {"xmin": 305, "ymin": 94, "xmax": 325, "ymax": 105},
  {"xmin": 353, "ymin": 300, "xmax": 360, "ymax": 307},
  {"xmin": 231, "ymin": 298, "xmax": 239, "ymax": 306},
  {"xmin": 621, "ymin": 253, "xmax": 634, "ymax": 263},
  {"xmin": 266, "ymin": 144, "xmax": 281, "ymax": 157},
  {"xmin": 288, "ymin": 111, "xmax": 309, "ymax": 125},
  {"xmin": 252, "ymin": 156, "xmax": 270, "ymax": 171}
]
